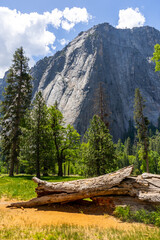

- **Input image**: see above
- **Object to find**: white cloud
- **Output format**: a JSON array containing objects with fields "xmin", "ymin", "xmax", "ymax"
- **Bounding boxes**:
[
  {"xmin": 59, "ymin": 39, "xmax": 69, "ymax": 46},
  {"xmin": 0, "ymin": 7, "xmax": 91, "ymax": 78},
  {"xmin": 116, "ymin": 8, "xmax": 145, "ymax": 29},
  {"xmin": 63, "ymin": 7, "xmax": 90, "ymax": 24},
  {"xmin": 61, "ymin": 20, "xmax": 75, "ymax": 31}
]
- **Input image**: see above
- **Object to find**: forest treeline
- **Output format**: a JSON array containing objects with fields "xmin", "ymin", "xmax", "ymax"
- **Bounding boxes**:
[{"xmin": 0, "ymin": 45, "xmax": 160, "ymax": 177}]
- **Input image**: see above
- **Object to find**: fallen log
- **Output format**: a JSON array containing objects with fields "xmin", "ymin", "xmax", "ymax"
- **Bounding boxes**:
[
  {"xmin": 33, "ymin": 165, "xmax": 133, "ymax": 197},
  {"xmin": 8, "ymin": 165, "xmax": 160, "ymax": 209},
  {"xmin": 8, "ymin": 165, "xmax": 133, "ymax": 208},
  {"xmin": 92, "ymin": 173, "xmax": 160, "ymax": 211}
]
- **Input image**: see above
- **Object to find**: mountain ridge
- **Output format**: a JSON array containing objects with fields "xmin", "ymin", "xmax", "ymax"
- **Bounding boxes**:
[{"xmin": 1, "ymin": 23, "xmax": 160, "ymax": 141}]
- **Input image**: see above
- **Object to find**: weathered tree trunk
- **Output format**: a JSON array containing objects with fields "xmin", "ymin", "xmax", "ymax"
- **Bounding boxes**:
[
  {"xmin": 9, "ymin": 165, "xmax": 133, "ymax": 207},
  {"xmin": 34, "ymin": 165, "xmax": 133, "ymax": 197},
  {"xmin": 8, "ymin": 166, "xmax": 160, "ymax": 209},
  {"xmin": 9, "ymin": 156, "xmax": 15, "ymax": 177},
  {"xmin": 92, "ymin": 173, "xmax": 160, "ymax": 210},
  {"xmin": 36, "ymin": 115, "xmax": 40, "ymax": 179},
  {"xmin": 43, "ymin": 164, "xmax": 49, "ymax": 176},
  {"xmin": 68, "ymin": 161, "xmax": 70, "ymax": 176},
  {"xmin": 16, "ymin": 160, "xmax": 19, "ymax": 175},
  {"xmin": 63, "ymin": 163, "xmax": 66, "ymax": 176},
  {"xmin": 58, "ymin": 157, "xmax": 63, "ymax": 177}
]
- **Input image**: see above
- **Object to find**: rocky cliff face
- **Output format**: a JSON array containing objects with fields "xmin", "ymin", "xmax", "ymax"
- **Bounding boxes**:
[
  {"xmin": 0, "ymin": 71, "xmax": 8, "ymax": 102},
  {"xmin": 1, "ymin": 23, "xmax": 160, "ymax": 141}
]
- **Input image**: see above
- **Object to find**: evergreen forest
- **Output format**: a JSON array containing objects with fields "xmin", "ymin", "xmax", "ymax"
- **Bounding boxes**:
[{"xmin": 1, "ymin": 45, "xmax": 160, "ymax": 178}]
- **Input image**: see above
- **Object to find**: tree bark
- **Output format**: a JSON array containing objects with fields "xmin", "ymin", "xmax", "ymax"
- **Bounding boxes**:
[
  {"xmin": 9, "ymin": 157, "xmax": 14, "ymax": 177},
  {"xmin": 36, "ymin": 103, "xmax": 41, "ymax": 179},
  {"xmin": 58, "ymin": 157, "xmax": 63, "ymax": 176},
  {"xmin": 68, "ymin": 161, "xmax": 70, "ymax": 176},
  {"xmin": 9, "ymin": 138, "xmax": 18, "ymax": 176},
  {"xmin": 8, "ymin": 166, "xmax": 160, "ymax": 209},
  {"xmin": 63, "ymin": 163, "xmax": 66, "ymax": 176},
  {"xmin": 9, "ymin": 165, "xmax": 133, "ymax": 207}
]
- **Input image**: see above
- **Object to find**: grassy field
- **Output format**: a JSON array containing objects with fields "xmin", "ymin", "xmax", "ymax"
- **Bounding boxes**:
[
  {"xmin": 0, "ymin": 175, "xmax": 160, "ymax": 240},
  {"xmin": 0, "ymin": 222, "xmax": 160, "ymax": 240},
  {"xmin": 0, "ymin": 175, "xmax": 84, "ymax": 200}
]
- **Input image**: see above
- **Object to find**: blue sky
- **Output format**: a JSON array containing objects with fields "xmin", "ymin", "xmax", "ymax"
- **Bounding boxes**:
[{"xmin": 0, "ymin": 0, "xmax": 159, "ymax": 77}]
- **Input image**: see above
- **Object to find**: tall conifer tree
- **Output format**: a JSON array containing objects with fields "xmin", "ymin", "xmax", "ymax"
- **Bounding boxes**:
[
  {"xmin": 1, "ymin": 47, "xmax": 32, "ymax": 176},
  {"xmin": 20, "ymin": 91, "xmax": 49, "ymax": 178},
  {"xmin": 134, "ymin": 88, "xmax": 149, "ymax": 173},
  {"xmin": 94, "ymin": 82, "xmax": 110, "ymax": 128},
  {"xmin": 83, "ymin": 115, "xmax": 116, "ymax": 176}
]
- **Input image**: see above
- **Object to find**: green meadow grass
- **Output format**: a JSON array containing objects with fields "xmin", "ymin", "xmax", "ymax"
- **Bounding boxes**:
[{"xmin": 0, "ymin": 175, "xmax": 84, "ymax": 200}]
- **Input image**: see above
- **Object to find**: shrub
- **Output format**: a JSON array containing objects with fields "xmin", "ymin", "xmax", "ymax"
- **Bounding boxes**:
[{"xmin": 114, "ymin": 205, "xmax": 160, "ymax": 227}]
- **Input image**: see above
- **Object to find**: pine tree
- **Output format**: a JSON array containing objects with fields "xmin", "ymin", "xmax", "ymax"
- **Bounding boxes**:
[
  {"xmin": 124, "ymin": 119, "xmax": 135, "ymax": 144},
  {"xmin": 20, "ymin": 91, "xmax": 50, "ymax": 178},
  {"xmin": 124, "ymin": 137, "xmax": 132, "ymax": 156},
  {"xmin": 48, "ymin": 105, "xmax": 63, "ymax": 176},
  {"xmin": 94, "ymin": 82, "xmax": 110, "ymax": 128},
  {"xmin": 134, "ymin": 88, "xmax": 149, "ymax": 173},
  {"xmin": 83, "ymin": 115, "xmax": 117, "ymax": 176},
  {"xmin": 61, "ymin": 124, "xmax": 80, "ymax": 176},
  {"xmin": 0, "ymin": 47, "xmax": 32, "ymax": 176}
]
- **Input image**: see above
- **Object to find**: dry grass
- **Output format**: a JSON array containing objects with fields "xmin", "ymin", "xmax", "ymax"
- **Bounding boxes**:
[{"xmin": 0, "ymin": 200, "xmax": 160, "ymax": 240}]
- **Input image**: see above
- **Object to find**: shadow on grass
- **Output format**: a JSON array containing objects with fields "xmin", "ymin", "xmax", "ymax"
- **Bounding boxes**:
[
  {"xmin": 8, "ymin": 175, "xmax": 33, "ymax": 181},
  {"xmin": 7, "ymin": 175, "xmax": 85, "ymax": 182},
  {"xmin": 34, "ymin": 199, "xmax": 113, "ymax": 216}
]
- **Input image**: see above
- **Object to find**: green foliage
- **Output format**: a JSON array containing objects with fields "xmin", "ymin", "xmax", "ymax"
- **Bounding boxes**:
[
  {"xmin": 18, "ymin": 96, "xmax": 81, "ymax": 177},
  {"xmin": 134, "ymin": 88, "xmax": 149, "ymax": 172},
  {"xmin": 114, "ymin": 205, "xmax": 160, "ymax": 227},
  {"xmin": 152, "ymin": 44, "xmax": 160, "ymax": 72},
  {"xmin": 115, "ymin": 139, "xmax": 138, "ymax": 171},
  {"xmin": 114, "ymin": 206, "xmax": 131, "ymax": 221},
  {"xmin": 0, "ymin": 47, "xmax": 32, "ymax": 176},
  {"xmin": 48, "ymin": 106, "xmax": 80, "ymax": 176},
  {"xmin": 148, "ymin": 150, "xmax": 160, "ymax": 174},
  {"xmin": 82, "ymin": 115, "xmax": 117, "ymax": 176},
  {"xmin": 20, "ymin": 91, "xmax": 51, "ymax": 177},
  {"xmin": 0, "ymin": 175, "xmax": 84, "ymax": 200},
  {"xmin": 115, "ymin": 130, "xmax": 160, "ymax": 175},
  {"xmin": 75, "ymin": 142, "xmax": 88, "ymax": 176},
  {"xmin": 124, "ymin": 137, "xmax": 132, "ymax": 156},
  {"xmin": 1, "ymin": 46, "xmax": 160, "ymax": 177},
  {"xmin": 148, "ymin": 131, "xmax": 160, "ymax": 174}
]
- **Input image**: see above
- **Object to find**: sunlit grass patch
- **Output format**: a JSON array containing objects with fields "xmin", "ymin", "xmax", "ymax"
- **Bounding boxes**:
[
  {"xmin": 0, "ymin": 223, "xmax": 160, "ymax": 240},
  {"xmin": 0, "ymin": 175, "xmax": 84, "ymax": 200}
]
